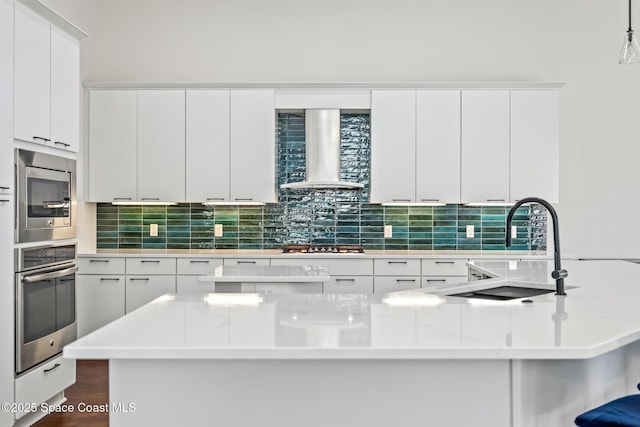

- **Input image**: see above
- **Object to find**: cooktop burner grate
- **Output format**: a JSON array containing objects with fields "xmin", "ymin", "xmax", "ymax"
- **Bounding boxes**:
[{"xmin": 281, "ymin": 245, "xmax": 365, "ymax": 254}]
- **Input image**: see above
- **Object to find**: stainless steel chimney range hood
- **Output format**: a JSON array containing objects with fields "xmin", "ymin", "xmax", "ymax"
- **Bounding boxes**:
[{"xmin": 280, "ymin": 109, "xmax": 364, "ymax": 190}]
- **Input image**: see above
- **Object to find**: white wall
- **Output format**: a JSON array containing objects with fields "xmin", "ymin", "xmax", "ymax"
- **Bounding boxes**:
[{"xmin": 42, "ymin": 0, "xmax": 640, "ymax": 259}]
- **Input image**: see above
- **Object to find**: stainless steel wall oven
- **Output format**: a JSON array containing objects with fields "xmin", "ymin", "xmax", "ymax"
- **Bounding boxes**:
[
  {"xmin": 15, "ymin": 243, "xmax": 77, "ymax": 374},
  {"xmin": 16, "ymin": 149, "xmax": 76, "ymax": 243}
]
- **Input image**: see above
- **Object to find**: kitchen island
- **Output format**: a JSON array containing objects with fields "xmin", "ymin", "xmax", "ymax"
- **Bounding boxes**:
[{"xmin": 64, "ymin": 259, "xmax": 640, "ymax": 427}]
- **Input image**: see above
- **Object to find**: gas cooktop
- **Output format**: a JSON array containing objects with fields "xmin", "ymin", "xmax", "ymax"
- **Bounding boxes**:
[{"xmin": 281, "ymin": 245, "xmax": 365, "ymax": 254}]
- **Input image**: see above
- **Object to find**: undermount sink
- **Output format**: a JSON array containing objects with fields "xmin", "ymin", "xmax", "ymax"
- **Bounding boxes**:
[{"xmin": 449, "ymin": 285, "xmax": 555, "ymax": 301}]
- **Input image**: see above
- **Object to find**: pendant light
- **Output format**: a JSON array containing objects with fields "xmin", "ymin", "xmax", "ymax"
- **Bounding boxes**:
[{"xmin": 619, "ymin": 0, "xmax": 640, "ymax": 64}]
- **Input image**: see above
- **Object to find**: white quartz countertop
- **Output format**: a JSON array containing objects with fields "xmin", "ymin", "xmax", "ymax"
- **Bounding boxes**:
[
  {"xmin": 198, "ymin": 265, "xmax": 330, "ymax": 282},
  {"xmin": 65, "ymin": 259, "xmax": 640, "ymax": 360}
]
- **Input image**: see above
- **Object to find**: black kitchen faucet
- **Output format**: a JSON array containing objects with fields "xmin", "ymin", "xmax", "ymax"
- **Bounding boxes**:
[{"xmin": 506, "ymin": 197, "xmax": 568, "ymax": 296}]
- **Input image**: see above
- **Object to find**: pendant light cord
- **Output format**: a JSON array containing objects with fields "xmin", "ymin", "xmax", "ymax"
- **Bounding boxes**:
[{"xmin": 629, "ymin": 0, "xmax": 634, "ymax": 41}]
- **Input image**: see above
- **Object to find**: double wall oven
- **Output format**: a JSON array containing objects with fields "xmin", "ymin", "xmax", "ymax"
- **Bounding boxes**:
[{"xmin": 14, "ymin": 149, "xmax": 78, "ymax": 374}]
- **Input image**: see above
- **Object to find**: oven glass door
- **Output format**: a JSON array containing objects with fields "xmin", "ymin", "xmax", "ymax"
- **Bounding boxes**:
[
  {"xmin": 23, "ymin": 271, "xmax": 75, "ymax": 344},
  {"xmin": 25, "ymin": 166, "xmax": 71, "ymax": 222},
  {"xmin": 17, "ymin": 264, "xmax": 77, "ymax": 373}
]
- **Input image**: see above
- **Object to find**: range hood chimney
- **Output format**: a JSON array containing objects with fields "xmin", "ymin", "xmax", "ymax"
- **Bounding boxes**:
[{"xmin": 280, "ymin": 109, "xmax": 364, "ymax": 190}]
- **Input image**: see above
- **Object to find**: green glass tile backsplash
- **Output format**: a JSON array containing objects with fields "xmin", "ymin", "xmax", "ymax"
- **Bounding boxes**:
[{"xmin": 96, "ymin": 112, "xmax": 546, "ymax": 251}]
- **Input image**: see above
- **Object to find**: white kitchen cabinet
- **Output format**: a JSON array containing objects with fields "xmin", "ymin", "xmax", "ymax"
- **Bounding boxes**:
[
  {"xmin": 77, "ymin": 275, "xmax": 125, "ymax": 337},
  {"xmin": 77, "ymin": 257, "xmax": 126, "ymax": 337},
  {"xmin": 323, "ymin": 276, "xmax": 374, "ymax": 294},
  {"xmin": 125, "ymin": 276, "xmax": 176, "ymax": 313},
  {"xmin": 14, "ymin": 2, "xmax": 50, "ymax": 145},
  {"xmin": 416, "ymin": 90, "xmax": 461, "ymax": 204},
  {"xmin": 186, "ymin": 90, "xmax": 230, "ymax": 202},
  {"xmin": 373, "ymin": 259, "xmax": 421, "ymax": 294},
  {"xmin": 461, "ymin": 90, "xmax": 510, "ymax": 203},
  {"xmin": 421, "ymin": 259, "xmax": 468, "ymax": 289},
  {"xmin": 88, "ymin": 90, "xmax": 138, "ymax": 202},
  {"xmin": 14, "ymin": 354, "xmax": 75, "ymax": 420},
  {"xmin": 370, "ymin": 90, "xmax": 416, "ymax": 203},
  {"xmin": 0, "ymin": 0, "xmax": 12, "ymax": 418},
  {"xmin": 138, "ymin": 90, "xmax": 186, "ymax": 202},
  {"xmin": 50, "ymin": 26, "xmax": 80, "ymax": 152},
  {"xmin": 176, "ymin": 258, "xmax": 223, "ymax": 293},
  {"xmin": 272, "ymin": 258, "xmax": 374, "ymax": 293},
  {"xmin": 224, "ymin": 258, "xmax": 270, "ymax": 266},
  {"xmin": 510, "ymin": 90, "xmax": 559, "ymax": 203},
  {"xmin": 229, "ymin": 89, "xmax": 276, "ymax": 203},
  {"xmin": 14, "ymin": 2, "xmax": 80, "ymax": 152}
]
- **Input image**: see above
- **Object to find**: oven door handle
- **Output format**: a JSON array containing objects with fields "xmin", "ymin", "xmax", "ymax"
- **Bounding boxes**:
[{"xmin": 23, "ymin": 266, "xmax": 78, "ymax": 283}]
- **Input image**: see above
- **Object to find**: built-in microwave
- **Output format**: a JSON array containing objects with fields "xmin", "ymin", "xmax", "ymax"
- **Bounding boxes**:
[{"xmin": 16, "ymin": 149, "xmax": 77, "ymax": 243}]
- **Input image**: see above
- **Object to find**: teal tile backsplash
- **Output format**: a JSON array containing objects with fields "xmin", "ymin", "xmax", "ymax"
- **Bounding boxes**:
[{"xmin": 96, "ymin": 112, "xmax": 546, "ymax": 251}]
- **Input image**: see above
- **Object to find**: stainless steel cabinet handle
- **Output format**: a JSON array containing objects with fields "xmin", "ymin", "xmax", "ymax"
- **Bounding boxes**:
[
  {"xmin": 141, "ymin": 198, "xmax": 160, "ymax": 201},
  {"xmin": 236, "ymin": 261, "xmax": 256, "ymax": 264},
  {"xmin": 100, "ymin": 278, "xmax": 121, "ymax": 281},
  {"xmin": 486, "ymin": 199, "xmax": 506, "ymax": 202},
  {"xmin": 206, "ymin": 198, "xmax": 225, "ymax": 201},
  {"xmin": 23, "ymin": 266, "xmax": 78, "ymax": 283},
  {"xmin": 129, "ymin": 278, "xmax": 150, "ymax": 281},
  {"xmin": 140, "ymin": 260, "xmax": 161, "ymax": 263},
  {"xmin": 420, "ymin": 198, "xmax": 440, "ymax": 202},
  {"xmin": 335, "ymin": 278, "xmax": 355, "ymax": 282},
  {"xmin": 387, "ymin": 261, "xmax": 407, "ymax": 264},
  {"xmin": 89, "ymin": 259, "xmax": 110, "ymax": 263},
  {"xmin": 0, "ymin": 199, "xmax": 9, "ymax": 203},
  {"xmin": 435, "ymin": 261, "xmax": 455, "ymax": 264},
  {"xmin": 44, "ymin": 363, "xmax": 61, "ymax": 373},
  {"xmin": 392, "ymin": 199, "xmax": 411, "ymax": 202},
  {"xmin": 189, "ymin": 260, "xmax": 210, "ymax": 263},
  {"xmin": 33, "ymin": 136, "xmax": 51, "ymax": 142},
  {"xmin": 395, "ymin": 279, "xmax": 416, "ymax": 283},
  {"xmin": 0, "ymin": 186, "xmax": 9, "ymax": 190},
  {"xmin": 54, "ymin": 141, "xmax": 71, "ymax": 147},
  {"xmin": 426, "ymin": 279, "xmax": 446, "ymax": 282},
  {"xmin": 234, "ymin": 198, "xmax": 254, "ymax": 201},
  {"xmin": 113, "ymin": 197, "xmax": 132, "ymax": 201}
]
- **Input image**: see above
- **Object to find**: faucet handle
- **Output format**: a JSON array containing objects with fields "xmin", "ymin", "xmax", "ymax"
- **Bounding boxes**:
[{"xmin": 551, "ymin": 269, "xmax": 568, "ymax": 279}]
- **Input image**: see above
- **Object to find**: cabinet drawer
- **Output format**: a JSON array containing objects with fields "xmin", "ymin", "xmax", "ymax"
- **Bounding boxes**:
[
  {"xmin": 126, "ymin": 258, "xmax": 176, "ymax": 275},
  {"xmin": 374, "ymin": 276, "xmax": 421, "ymax": 294},
  {"xmin": 271, "ymin": 258, "xmax": 373, "ymax": 276},
  {"xmin": 421, "ymin": 259, "xmax": 468, "ymax": 276},
  {"xmin": 78, "ymin": 257, "xmax": 125, "ymax": 275},
  {"xmin": 224, "ymin": 258, "xmax": 270, "ymax": 266},
  {"xmin": 422, "ymin": 276, "xmax": 469, "ymax": 289},
  {"xmin": 176, "ymin": 275, "xmax": 216, "ymax": 294},
  {"xmin": 177, "ymin": 258, "xmax": 223, "ymax": 275},
  {"xmin": 253, "ymin": 282, "xmax": 323, "ymax": 294},
  {"xmin": 323, "ymin": 276, "xmax": 373, "ymax": 294},
  {"xmin": 374, "ymin": 259, "xmax": 420, "ymax": 276},
  {"xmin": 15, "ymin": 355, "xmax": 75, "ymax": 419}
]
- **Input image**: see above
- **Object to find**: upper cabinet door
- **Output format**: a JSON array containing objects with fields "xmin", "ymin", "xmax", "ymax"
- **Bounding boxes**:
[
  {"xmin": 370, "ymin": 90, "xmax": 416, "ymax": 204},
  {"xmin": 416, "ymin": 90, "xmax": 461, "ymax": 204},
  {"xmin": 185, "ymin": 90, "xmax": 230, "ymax": 202},
  {"xmin": 0, "ymin": 0, "xmax": 13, "ymax": 193},
  {"xmin": 138, "ymin": 90, "xmax": 186, "ymax": 202},
  {"xmin": 88, "ymin": 90, "xmax": 138, "ymax": 202},
  {"xmin": 510, "ymin": 90, "xmax": 559, "ymax": 203},
  {"xmin": 461, "ymin": 90, "xmax": 510, "ymax": 204},
  {"xmin": 14, "ymin": 2, "xmax": 51, "ymax": 144},
  {"xmin": 50, "ymin": 26, "xmax": 80, "ymax": 152},
  {"xmin": 229, "ymin": 89, "xmax": 276, "ymax": 203}
]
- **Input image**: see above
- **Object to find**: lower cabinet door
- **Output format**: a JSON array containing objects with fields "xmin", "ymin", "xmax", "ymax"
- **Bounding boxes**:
[
  {"xmin": 125, "ymin": 275, "xmax": 176, "ymax": 313},
  {"xmin": 14, "ymin": 355, "xmax": 76, "ymax": 420},
  {"xmin": 176, "ymin": 275, "xmax": 215, "ymax": 294},
  {"xmin": 77, "ymin": 275, "xmax": 125, "ymax": 337},
  {"xmin": 323, "ymin": 276, "xmax": 373, "ymax": 294},
  {"xmin": 374, "ymin": 276, "xmax": 421, "ymax": 294}
]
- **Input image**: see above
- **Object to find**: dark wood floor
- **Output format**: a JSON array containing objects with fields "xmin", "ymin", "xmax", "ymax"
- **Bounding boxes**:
[{"xmin": 34, "ymin": 360, "xmax": 109, "ymax": 427}]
